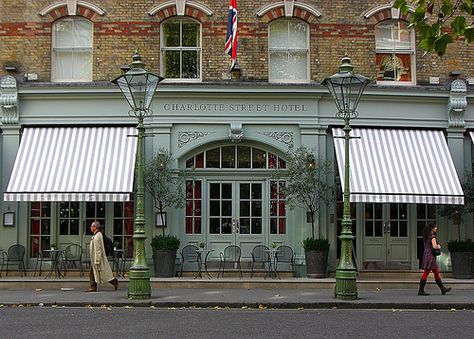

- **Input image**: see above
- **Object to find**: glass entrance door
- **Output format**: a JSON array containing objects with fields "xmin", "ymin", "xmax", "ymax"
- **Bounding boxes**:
[
  {"xmin": 208, "ymin": 181, "xmax": 264, "ymax": 258},
  {"xmin": 363, "ymin": 203, "xmax": 410, "ymax": 270}
]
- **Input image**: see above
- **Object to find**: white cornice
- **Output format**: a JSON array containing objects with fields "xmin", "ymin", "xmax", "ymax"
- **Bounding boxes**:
[
  {"xmin": 257, "ymin": 1, "xmax": 321, "ymax": 18},
  {"xmin": 39, "ymin": 1, "xmax": 105, "ymax": 16},
  {"xmin": 148, "ymin": 0, "xmax": 213, "ymax": 16}
]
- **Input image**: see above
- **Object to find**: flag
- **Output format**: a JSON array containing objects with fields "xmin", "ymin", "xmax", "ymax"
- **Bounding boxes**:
[{"xmin": 225, "ymin": 0, "xmax": 238, "ymax": 70}]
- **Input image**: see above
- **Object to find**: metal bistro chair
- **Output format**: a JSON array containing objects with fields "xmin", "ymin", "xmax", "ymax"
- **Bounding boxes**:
[
  {"xmin": 34, "ymin": 248, "xmax": 67, "ymax": 278},
  {"xmin": 250, "ymin": 244, "xmax": 270, "ymax": 278},
  {"xmin": 275, "ymin": 245, "xmax": 296, "ymax": 277},
  {"xmin": 64, "ymin": 244, "xmax": 84, "ymax": 276},
  {"xmin": 179, "ymin": 244, "xmax": 199, "ymax": 277},
  {"xmin": 218, "ymin": 245, "xmax": 242, "ymax": 278},
  {"xmin": 2, "ymin": 244, "xmax": 27, "ymax": 277}
]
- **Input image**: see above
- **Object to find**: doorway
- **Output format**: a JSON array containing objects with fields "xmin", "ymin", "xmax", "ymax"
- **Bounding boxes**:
[
  {"xmin": 207, "ymin": 181, "xmax": 265, "ymax": 258},
  {"xmin": 363, "ymin": 203, "xmax": 410, "ymax": 270}
]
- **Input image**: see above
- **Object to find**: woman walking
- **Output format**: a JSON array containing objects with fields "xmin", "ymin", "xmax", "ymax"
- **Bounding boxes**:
[{"xmin": 418, "ymin": 223, "xmax": 451, "ymax": 296}]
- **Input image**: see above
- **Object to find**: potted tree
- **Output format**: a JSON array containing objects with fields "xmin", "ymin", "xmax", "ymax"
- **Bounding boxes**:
[
  {"xmin": 143, "ymin": 149, "xmax": 191, "ymax": 277},
  {"xmin": 276, "ymin": 146, "xmax": 335, "ymax": 278},
  {"xmin": 438, "ymin": 173, "xmax": 474, "ymax": 279}
]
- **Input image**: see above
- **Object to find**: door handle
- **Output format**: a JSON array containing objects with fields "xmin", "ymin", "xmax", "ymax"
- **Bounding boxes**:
[
  {"xmin": 385, "ymin": 222, "xmax": 391, "ymax": 234},
  {"xmin": 236, "ymin": 219, "xmax": 240, "ymax": 234}
]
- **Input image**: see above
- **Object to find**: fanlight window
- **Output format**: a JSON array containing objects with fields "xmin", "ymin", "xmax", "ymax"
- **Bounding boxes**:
[{"xmin": 185, "ymin": 146, "xmax": 286, "ymax": 169}]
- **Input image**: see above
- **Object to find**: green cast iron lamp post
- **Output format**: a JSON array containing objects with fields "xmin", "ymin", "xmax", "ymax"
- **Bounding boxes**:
[
  {"xmin": 322, "ymin": 56, "xmax": 370, "ymax": 300},
  {"xmin": 112, "ymin": 53, "xmax": 164, "ymax": 299}
]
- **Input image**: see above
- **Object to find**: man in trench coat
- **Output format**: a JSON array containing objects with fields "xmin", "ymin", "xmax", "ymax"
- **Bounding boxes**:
[{"xmin": 85, "ymin": 221, "xmax": 118, "ymax": 292}]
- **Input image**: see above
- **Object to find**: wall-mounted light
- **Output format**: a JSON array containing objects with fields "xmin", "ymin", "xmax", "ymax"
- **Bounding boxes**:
[{"xmin": 4, "ymin": 66, "xmax": 18, "ymax": 72}]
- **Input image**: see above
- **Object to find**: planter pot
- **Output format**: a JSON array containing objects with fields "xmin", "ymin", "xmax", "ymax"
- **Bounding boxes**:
[
  {"xmin": 450, "ymin": 251, "xmax": 474, "ymax": 279},
  {"xmin": 153, "ymin": 249, "xmax": 177, "ymax": 277},
  {"xmin": 305, "ymin": 249, "xmax": 328, "ymax": 278}
]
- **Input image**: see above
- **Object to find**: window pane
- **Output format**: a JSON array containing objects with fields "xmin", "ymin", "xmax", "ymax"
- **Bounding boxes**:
[
  {"xmin": 73, "ymin": 19, "xmax": 93, "ymax": 46},
  {"xmin": 269, "ymin": 52, "xmax": 288, "ymax": 80},
  {"xmin": 182, "ymin": 50, "xmax": 199, "ymax": 79},
  {"xmin": 288, "ymin": 52, "xmax": 307, "ymax": 80},
  {"xmin": 288, "ymin": 21, "xmax": 307, "ymax": 48},
  {"xmin": 163, "ymin": 21, "xmax": 180, "ymax": 46},
  {"xmin": 206, "ymin": 148, "xmax": 220, "ymax": 168},
  {"xmin": 163, "ymin": 50, "xmax": 180, "ymax": 78},
  {"xmin": 182, "ymin": 21, "xmax": 200, "ymax": 47},
  {"xmin": 252, "ymin": 148, "xmax": 266, "ymax": 168},
  {"xmin": 269, "ymin": 20, "xmax": 288, "ymax": 48},
  {"xmin": 222, "ymin": 146, "xmax": 235, "ymax": 168},
  {"xmin": 54, "ymin": 20, "xmax": 73, "ymax": 47},
  {"xmin": 237, "ymin": 146, "xmax": 251, "ymax": 168}
]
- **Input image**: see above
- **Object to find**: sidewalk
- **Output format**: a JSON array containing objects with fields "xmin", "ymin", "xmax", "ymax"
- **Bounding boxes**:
[{"xmin": 1, "ymin": 279, "xmax": 474, "ymax": 310}]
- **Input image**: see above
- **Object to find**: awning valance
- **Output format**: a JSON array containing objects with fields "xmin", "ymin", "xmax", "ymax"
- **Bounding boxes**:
[
  {"xmin": 332, "ymin": 128, "xmax": 464, "ymax": 205},
  {"xmin": 4, "ymin": 127, "xmax": 137, "ymax": 202}
]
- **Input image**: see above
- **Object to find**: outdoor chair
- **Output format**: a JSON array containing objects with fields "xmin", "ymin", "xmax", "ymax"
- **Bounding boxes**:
[
  {"xmin": 179, "ymin": 244, "xmax": 199, "ymax": 277},
  {"xmin": 250, "ymin": 244, "xmax": 270, "ymax": 278},
  {"xmin": 63, "ymin": 243, "xmax": 84, "ymax": 276},
  {"xmin": 2, "ymin": 244, "xmax": 27, "ymax": 276},
  {"xmin": 275, "ymin": 245, "xmax": 296, "ymax": 277},
  {"xmin": 218, "ymin": 245, "xmax": 242, "ymax": 278}
]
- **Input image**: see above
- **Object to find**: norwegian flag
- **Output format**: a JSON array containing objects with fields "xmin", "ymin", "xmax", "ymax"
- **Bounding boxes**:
[{"xmin": 225, "ymin": 0, "xmax": 238, "ymax": 70}]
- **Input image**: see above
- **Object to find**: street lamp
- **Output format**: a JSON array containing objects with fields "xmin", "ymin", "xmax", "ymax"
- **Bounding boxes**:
[
  {"xmin": 112, "ymin": 53, "xmax": 164, "ymax": 299},
  {"xmin": 322, "ymin": 56, "xmax": 371, "ymax": 300}
]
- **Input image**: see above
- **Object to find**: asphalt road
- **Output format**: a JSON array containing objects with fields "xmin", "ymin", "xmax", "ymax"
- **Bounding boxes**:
[{"xmin": 0, "ymin": 307, "xmax": 473, "ymax": 339}]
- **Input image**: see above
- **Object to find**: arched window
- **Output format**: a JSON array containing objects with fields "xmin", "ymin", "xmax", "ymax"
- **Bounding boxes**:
[
  {"xmin": 375, "ymin": 20, "xmax": 415, "ymax": 84},
  {"xmin": 161, "ymin": 18, "xmax": 201, "ymax": 80},
  {"xmin": 52, "ymin": 17, "xmax": 93, "ymax": 82},
  {"xmin": 269, "ymin": 18, "xmax": 309, "ymax": 83},
  {"xmin": 185, "ymin": 145, "xmax": 286, "ymax": 169}
]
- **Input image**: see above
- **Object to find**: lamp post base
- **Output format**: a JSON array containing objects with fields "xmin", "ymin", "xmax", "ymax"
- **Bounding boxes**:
[
  {"xmin": 128, "ymin": 267, "xmax": 151, "ymax": 299},
  {"xmin": 335, "ymin": 268, "xmax": 357, "ymax": 300}
]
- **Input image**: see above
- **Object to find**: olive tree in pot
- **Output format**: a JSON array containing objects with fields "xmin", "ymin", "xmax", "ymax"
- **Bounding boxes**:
[
  {"xmin": 438, "ymin": 173, "xmax": 474, "ymax": 279},
  {"xmin": 275, "ymin": 146, "xmax": 335, "ymax": 278},
  {"xmin": 144, "ymin": 149, "xmax": 191, "ymax": 277}
]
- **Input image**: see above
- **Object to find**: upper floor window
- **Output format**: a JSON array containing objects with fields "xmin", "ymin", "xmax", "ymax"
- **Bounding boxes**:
[
  {"xmin": 269, "ymin": 19, "xmax": 309, "ymax": 83},
  {"xmin": 52, "ymin": 17, "xmax": 93, "ymax": 82},
  {"xmin": 375, "ymin": 20, "xmax": 415, "ymax": 84},
  {"xmin": 161, "ymin": 18, "xmax": 201, "ymax": 81}
]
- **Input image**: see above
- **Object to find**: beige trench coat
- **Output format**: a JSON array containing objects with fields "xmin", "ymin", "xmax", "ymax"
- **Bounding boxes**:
[{"xmin": 89, "ymin": 231, "xmax": 114, "ymax": 283}]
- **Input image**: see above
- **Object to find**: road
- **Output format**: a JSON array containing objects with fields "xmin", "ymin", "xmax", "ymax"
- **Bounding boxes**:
[{"xmin": 0, "ymin": 307, "xmax": 472, "ymax": 339}]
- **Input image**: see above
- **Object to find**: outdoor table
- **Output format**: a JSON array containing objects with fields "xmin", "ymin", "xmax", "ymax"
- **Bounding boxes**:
[
  {"xmin": 264, "ymin": 249, "xmax": 281, "ymax": 279},
  {"xmin": 195, "ymin": 249, "xmax": 214, "ymax": 279},
  {"xmin": 43, "ymin": 249, "xmax": 65, "ymax": 278}
]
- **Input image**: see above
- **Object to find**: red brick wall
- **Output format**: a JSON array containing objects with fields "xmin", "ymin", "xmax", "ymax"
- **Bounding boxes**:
[{"xmin": 0, "ymin": 0, "xmax": 472, "ymax": 84}]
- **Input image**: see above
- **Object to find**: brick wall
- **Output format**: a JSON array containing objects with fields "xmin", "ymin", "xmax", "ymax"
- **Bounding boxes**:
[{"xmin": 0, "ymin": 0, "xmax": 472, "ymax": 84}]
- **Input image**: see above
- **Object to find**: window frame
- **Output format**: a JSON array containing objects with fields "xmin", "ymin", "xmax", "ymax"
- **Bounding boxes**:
[
  {"xmin": 375, "ymin": 20, "xmax": 416, "ymax": 86},
  {"xmin": 160, "ymin": 17, "xmax": 202, "ymax": 82},
  {"xmin": 268, "ymin": 18, "xmax": 310, "ymax": 84},
  {"xmin": 51, "ymin": 17, "xmax": 93, "ymax": 82}
]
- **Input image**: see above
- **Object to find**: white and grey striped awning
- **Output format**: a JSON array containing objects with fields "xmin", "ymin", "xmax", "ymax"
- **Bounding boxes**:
[
  {"xmin": 4, "ymin": 127, "xmax": 137, "ymax": 202},
  {"xmin": 469, "ymin": 131, "xmax": 474, "ymax": 144},
  {"xmin": 332, "ymin": 128, "xmax": 464, "ymax": 205}
]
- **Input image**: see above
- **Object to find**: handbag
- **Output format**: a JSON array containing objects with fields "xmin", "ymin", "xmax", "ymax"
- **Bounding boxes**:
[{"xmin": 431, "ymin": 248, "xmax": 441, "ymax": 256}]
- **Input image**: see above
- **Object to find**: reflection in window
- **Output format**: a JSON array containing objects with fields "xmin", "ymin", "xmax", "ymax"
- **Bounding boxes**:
[
  {"xmin": 375, "ymin": 20, "xmax": 414, "ymax": 83},
  {"xmin": 29, "ymin": 202, "xmax": 51, "ymax": 257},
  {"xmin": 59, "ymin": 202, "xmax": 80, "ymax": 235},
  {"xmin": 186, "ymin": 180, "xmax": 202, "ymax": 234},
  {"xmin": 186, "ymin": 146, "xmax": 286, "ymax": 169},
  {"xmin": 52, "ymin": 17, "xmax": 93, "ymax": 82},
  {"xmin": 113, "ymin": 201, "xmax": 134, "ymax": 258},
  {"xmin": 269, "ymin": 18, "xmax": 309, "ymax": 83},
  {"xmin": 209, "ymin": 183, "xmax": 232, "ymax": 234},
  {"xmin": 270, "ymin": 181, "xmax": 286, "ymax": 234},
  {"xmin": 161, "ymin": 18, "xmax": 201, "ymax": 80},
  {"xmin": 85, "ymin": 202, "xmax": 105, "ymax": 236}
]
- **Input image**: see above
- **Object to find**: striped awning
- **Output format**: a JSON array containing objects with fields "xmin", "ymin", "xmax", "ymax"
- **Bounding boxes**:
[
  {"xmin": 469, "ymin": 131, "xmax": 474, "ymax": 144},
  {"xmin": 332, "ymin": 128, "xmax": 464, "ymax": 205},
  {"xmin": 4, "ymin": 127, "xmax": 137, "ymax": 202}
]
